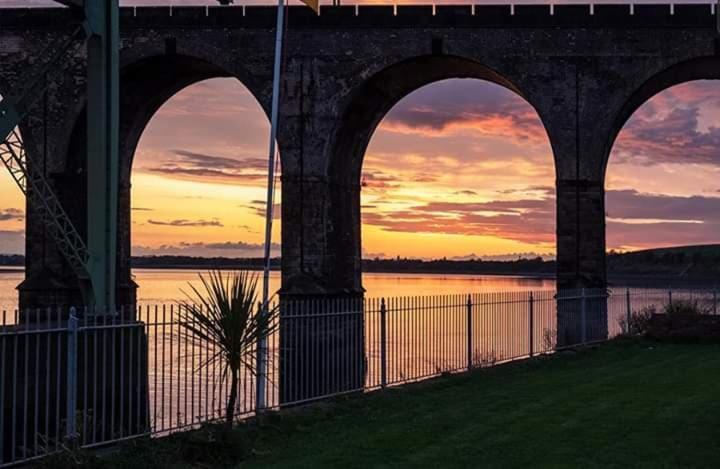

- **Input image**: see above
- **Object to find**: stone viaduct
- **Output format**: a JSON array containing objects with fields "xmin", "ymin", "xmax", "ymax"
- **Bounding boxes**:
[{"xmin": 1, "ymin": 3, "xmax": 719, "ymax": 309}]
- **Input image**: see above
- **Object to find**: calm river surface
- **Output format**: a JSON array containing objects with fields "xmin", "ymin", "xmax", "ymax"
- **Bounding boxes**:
[{"xmin": 0, "ymin": 268, "xmax": 555, "ymax": 311}]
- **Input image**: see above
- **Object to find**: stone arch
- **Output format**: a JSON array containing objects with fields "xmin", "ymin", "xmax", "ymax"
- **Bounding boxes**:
[
  {"xmin": 328, "ymin": 54, "xmax": 554, "ymax": 185},
  {"xmin": 60, "ymin": 53, "xmax": 273, "ymax": 305},
  {"xmin": 604, "ymin": 56, "xmax": 720, "ymax": 178},
  {"xmin": 602, "ymin": 55, "xmax": 720, "ymax": 272},
  {"xmin": 323, "ymin": 54, "xmax": 556, "ymax": 294},
  {"xmin": 115, "ymin": 54, "xmax": 271, "ymax": 175},
  {"xmin": 62, "ymin": 53, "xmax": 273, "ymax": 183}
]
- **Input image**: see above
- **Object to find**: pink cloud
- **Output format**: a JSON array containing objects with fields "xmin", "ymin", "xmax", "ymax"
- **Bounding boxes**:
[
  {"xmin": 362, "ymin": 192, "xmax": 556, "ymax": 245},
  {"xmin": 612, "ymin": 81, "xmax": 720, "ymax": 168},
  {"xmin": 379, "ymin": 79, "xmax": 549, "ymax": 144}
]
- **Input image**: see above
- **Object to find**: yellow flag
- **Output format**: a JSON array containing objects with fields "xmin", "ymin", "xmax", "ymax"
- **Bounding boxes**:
[{"xmin": 300, "ymin": 0, "xmax": 319, "ymax": 13}]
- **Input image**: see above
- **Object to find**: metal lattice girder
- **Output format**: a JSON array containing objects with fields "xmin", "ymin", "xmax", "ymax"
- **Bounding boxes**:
[
  {"xmin": 0, "ymin": 12, "xmax": 92, "ymax": 290},
  {"xmin": 0, "ymin": 2, "xmax": 119, "ymax": 306},
  {"xmin": 0, "ymin": 129, "xmax": 90, "ymax": 280},
  {"xmin": 0, "ymin": 26, "xmax": 85, "ymax": 142}
]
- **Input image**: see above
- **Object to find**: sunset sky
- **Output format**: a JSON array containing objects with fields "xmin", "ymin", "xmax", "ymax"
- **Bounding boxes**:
[{"xmin": 1, "ymin": 1, "xmax": 719, "ymax": 260}]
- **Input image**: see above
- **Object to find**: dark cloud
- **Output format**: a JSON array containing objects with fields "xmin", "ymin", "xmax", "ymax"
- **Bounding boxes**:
[
  {"xmin": 380, "ymin": 79, "xmax": 548, "ymax": 143},
  {"xmin": 172, "ymin": 150, "xmax": 266, "ymax": 171},
  {"xmin": 606, "ymin": 190, "xmax": 720, "ymax": 222},
  {"xmin": 147, "ymin": 218, "xmax": 224, "ymax": 227},
  {"xmin": 242, "ymin": 200, "xmax": 281, "ymax": 219},
  {"xmin": 148, "ymin": 166, "xmax": 262, "ymax": 181},
  {"xmin": 362, "ymin": 193, "xmax": 556, "ymax": 245},
  {"xmin": 0, "ymin": 208, "xmax": 24, "ymax": 222},
  {"xmin": 361, "ymin": 170, "xmax": 401, "ymax": 193},
  {"xmin": 133, "ymin": 240, "xmax": 280, "ymax": 257},
  {"xmin": 613, "ymin": 105, "xmax": 720, "ymax": 167},
  {"xmin": 454, "ymin": 190, "xmax": 478, "ymax": 196},
  {"xmin": 145, "ymin": 149, "xmax": 270, "ymax": 184},
  {"xmin": 606, "ymin": 190, "xmax": 720, "ymax": 250}
]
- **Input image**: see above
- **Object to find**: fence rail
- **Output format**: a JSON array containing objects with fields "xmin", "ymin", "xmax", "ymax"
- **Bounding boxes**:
[{"xmin": 0, "ymin": 286, "xmax": 717, "ymax": 466}]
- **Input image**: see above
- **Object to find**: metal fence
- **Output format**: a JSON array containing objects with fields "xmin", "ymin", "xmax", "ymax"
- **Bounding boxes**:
[{"xmin": 1, "ymin": 286, "xmax": 717, "ymax": 466}]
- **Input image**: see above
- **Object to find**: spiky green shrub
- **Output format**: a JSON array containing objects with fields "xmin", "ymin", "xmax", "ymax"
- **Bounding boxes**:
[{"xmin": 179, "ymin": 270, "xmax": 278, "ymax": 426}]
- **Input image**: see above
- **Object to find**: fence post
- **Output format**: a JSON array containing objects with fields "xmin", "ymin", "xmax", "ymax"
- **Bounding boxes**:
[
  {"xmin": 255, "ymin": 301, "xmax": 268, "ymax": 412},
  {"xmin": 66, "ymin": 308, "xmax": 79, "ymax": 446},
  {"xmin": 380, "ymin": 298, "xmax": 387, "ymax": 388},
  {"xmin": 626, "ymin": 288, "xmax": 632, "ymax": 334},
  {"xmin": 668, "ymin": 288, "xmax": 673, "ymax": 308},
  {"xmin": 580, "ymin": 288, "xmax": 587, "ymax": 345},
  {"xmin": 528, "ymin": 292, "xmax": 534, "ymax": 358},
  {"xmin": 466, "ymin": 295, "xmax": 472, "ymax": 370},
  {"xmin": 713, "ymin": 288, "xmax": 717, "ymax": 316}
]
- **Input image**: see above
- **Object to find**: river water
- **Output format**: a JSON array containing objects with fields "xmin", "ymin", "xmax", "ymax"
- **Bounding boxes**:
[{"xmin": 0, "ymin": 268, "xmax": 556, "ymax": 311}]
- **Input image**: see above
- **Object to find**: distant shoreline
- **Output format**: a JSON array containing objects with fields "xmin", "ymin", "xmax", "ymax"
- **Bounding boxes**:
[
  {"xmin": 130, "ymin": 264, "xmax": 557, "ymax": 278},
  {"xmin": 0, "ymin": 264, "xmax": 554, "ymax": 278},
  {"xmin": 1, "ymin": 243, "xmax": 719, "ymax": 284}
]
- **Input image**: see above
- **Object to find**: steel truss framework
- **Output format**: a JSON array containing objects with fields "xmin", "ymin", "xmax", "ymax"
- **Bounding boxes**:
[
  {"xmin": 0, "ymin": 130, "xmax": 89, "ymax": 280},
  {"xmin": 0, "ymin": 1, "xmax": 118, "ymax": 308}
]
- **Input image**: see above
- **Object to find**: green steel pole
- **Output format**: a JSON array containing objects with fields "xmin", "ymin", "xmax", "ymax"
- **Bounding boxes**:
[{"xmin": 84, "ymin": 1, "xmax": 119, "ymax": 310}]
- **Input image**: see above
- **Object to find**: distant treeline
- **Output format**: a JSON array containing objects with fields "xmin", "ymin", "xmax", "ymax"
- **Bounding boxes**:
[
  {"xmin": 0, "ymin": 255, "xmax": 23, "ymax": 266},
  {"xmin": 362, "ymin": 257, "xmax": 554, "ymax": 275},
  {"xmin": 132, "ymin": 256, "xmax": 556, "ymax": 275},
  {"xmin": 0, "ymin": 254, "xmax": 555, "ymax": 275},
  {"xmin": 0, "ymin": 244, "xmax": 718, "ymax": 279},
  {"xmin": 606, "ymin": 245, "xmax": 720, "ymax": 278},
  {"xmin": 131, "ymin": 256, "xmax": 281, "ymax": 270}
]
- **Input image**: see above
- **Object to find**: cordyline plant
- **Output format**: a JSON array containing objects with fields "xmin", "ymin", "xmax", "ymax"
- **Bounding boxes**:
[{"xmin": 178, "ymin": 270, "xmax": 278, "ymax": 426}]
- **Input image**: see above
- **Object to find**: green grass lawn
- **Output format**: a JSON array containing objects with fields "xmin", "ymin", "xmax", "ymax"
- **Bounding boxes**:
[{"xmin": 58, "ymin": 340, "xmax": 720, "ymax": 469}]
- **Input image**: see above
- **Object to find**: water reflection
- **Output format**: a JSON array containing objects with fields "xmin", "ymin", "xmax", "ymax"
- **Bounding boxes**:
[{"xmin": 0, "ymin": 269, "xmax": 556, "ymax": 311}]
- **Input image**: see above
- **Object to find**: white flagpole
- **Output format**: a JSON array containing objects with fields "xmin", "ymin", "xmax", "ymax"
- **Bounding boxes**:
[{"xmin": 257, "ymin": 0, "xmax": 286, "ymax": 412}]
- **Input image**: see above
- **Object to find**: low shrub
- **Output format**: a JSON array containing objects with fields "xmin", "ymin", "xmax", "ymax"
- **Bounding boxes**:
[
  {"xmin": 646, "ymin": 313, "xmax": 720, "ymax": 343},
  {"xmin": 663, "ymin": 299, "xmax": 710, "ymax": 316},
  {"xmin": 542, "ymin": 328, "xmax": 557, "ymax": 352},
  {"xmin": 619, "ymin": 306, "xmax": 655, "ymax": 336},
  {"xmin": 472, "ymin": 350, "xmax": 497, "ymax": 368}
]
